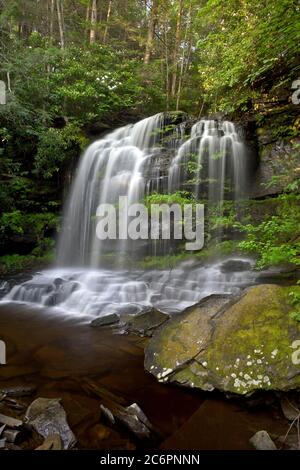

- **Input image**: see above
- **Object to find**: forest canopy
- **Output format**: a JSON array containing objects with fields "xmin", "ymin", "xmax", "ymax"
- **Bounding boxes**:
[{"xmin": 0, "ymin": 0, "xmax": 299, "ymax": 270}]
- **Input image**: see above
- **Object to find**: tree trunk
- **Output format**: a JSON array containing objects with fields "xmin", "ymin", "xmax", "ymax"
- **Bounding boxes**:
[
  {"xmin": 56, "ymin": 0, "xmax": 65, "ymax": 49},
  {"xmin": 85, "ymin": 1, "xmax": 91, "ymax": 40},
  {"xmin": 164, "ymin": 22, "xmax": 170, "ymax": 111},
  {"xmin": 50, "ymin": 0, "xmax": 55, "ymax": 44},
  {"xmin": 171, "ymin": 0, "xmax": 183, "ymax": 97},
  {"xmin": 144, "ymin": 0, "xmax": 158, "ymax": 65},
  {"xmin": 176, "ymin": 0, "xmax": 192, "ymax": 110},
  {"xmin": 103, "ymin": 0, "xmax": 112, "ymax": 44},
  {"xmin": 90, "ymin": 0, "xmax": 98, "ymax": 44}
]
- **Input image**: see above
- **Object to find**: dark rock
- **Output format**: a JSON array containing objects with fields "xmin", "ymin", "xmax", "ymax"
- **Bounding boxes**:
[
  {"xmin": 250, "ymin": 139, "xmax": 300, "ymax": 198},
  {"xmin": 53, "ymin": 278, "xmax": 64, "ymax": 288},
  {"xmin": 280, "ymin": 397, "xmax": 300, "ymax": 421},
  {"xmin": 249, "ymin": 430, "xmax": 277, "ymax": 450},
  {"xmin": 124, "ymin": 308, "xmax": 169, "ymax": 336},
  {"xmin": 220, "ymin": 259, "xmax": 252, "ymax": 273},
  {"xmin": 0, "ymin": 385, "xmax": 36, "ymax": 397},
  {"xmin": 115, "ymin": 304, "xmax": 142, "ymax": 316},
  {"xmin": 278, "ymin": 434, "xmax": 300, "ymax": 450},
  {"xmin": 25, "ymin": 398, "xmax": 76, "ymax": 449},
  {"xmin": 101, "ymin": 402, "xmax": 154, "ymax": 440},
  {"xmin": 0, "ymin": 281, "xmax": 10, "ymax": 298},
  {"xmin": 3, "ymin": 428, "xmax": 22, "ymax": 444},
  {"xmin": 90, "ymin": 313, "xmax": 120, "ymax": 328}
]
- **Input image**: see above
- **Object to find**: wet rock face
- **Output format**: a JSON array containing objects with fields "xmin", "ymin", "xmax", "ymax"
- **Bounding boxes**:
[
  {"xmin": 145, "ymin": 285, "xmax": 300, "ymax": 395},
  {"xmin": 250, "ymin": 139, "xmax": 300, "ymax": 198}
]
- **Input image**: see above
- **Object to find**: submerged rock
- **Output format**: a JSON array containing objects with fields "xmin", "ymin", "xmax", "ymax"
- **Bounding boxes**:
[
  {"xmin": 145, "ymin": 285, "xmax": 300, "ymax": 395},
  {"xmin": 25, "ymin": 398, "xmax": 76, "ymax": 449}
]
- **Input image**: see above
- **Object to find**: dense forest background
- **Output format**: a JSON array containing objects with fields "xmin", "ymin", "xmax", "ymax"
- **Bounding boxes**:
[{"xmin": 0, "ymin": 0, "xmax": 299, "ymax": 275}]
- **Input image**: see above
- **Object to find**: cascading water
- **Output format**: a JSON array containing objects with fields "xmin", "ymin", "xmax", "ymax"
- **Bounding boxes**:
[
  {"xmin": 57, "ymin": 113, "xmax": 167, "ymax": 267},
  {"xmin": 2, "ymin": 113, "xmax": 257, "ymax": 317},
  {"xmin": 169, "ymin": 119, "xmax": 248, "ymax": 205}
]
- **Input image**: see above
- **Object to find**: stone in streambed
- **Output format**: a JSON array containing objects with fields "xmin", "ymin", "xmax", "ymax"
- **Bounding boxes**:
[
  {"xmin": 90, "ymin": 313, "xmax": 120, "ymax": 328},
  {"xmin": 220, "ymin": 259, "xmax": 252, "ymax": 273},
  {"xmin": 25, "ymin": 398, "xmax": 76, "ymax": 449},
  {"xmin": 249, "ymin": 430, "xmax": 277, "ymax": 450},
  {"xmin": 124, "ymin": 308, "xmax": 169, "ymax": 336},
  {"xmin": 145, "ymin": 285, "xmax": 300, "ymax": 395}
]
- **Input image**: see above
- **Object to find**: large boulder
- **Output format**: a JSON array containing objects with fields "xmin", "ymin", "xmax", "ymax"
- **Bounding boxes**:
[{"xmin": 145, "ymin": 285, "xmax": 300, "ymax": 395}]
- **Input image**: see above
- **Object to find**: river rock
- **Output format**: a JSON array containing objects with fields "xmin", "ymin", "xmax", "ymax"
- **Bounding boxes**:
[
  {"xmin": 25, "ymin": 398, "xmax": 76, "ymax": 449},
  {"xmin": 124, "ymin": 308, "xmax": 169, "ymax": 336},
  {"xmin": 145, "ymin": 285, "xmax": 300, "ymax": 395},
  {"xmin": 220, "ymin": 259, "xmax": 252, "ymax": 273},
  {"xmin": 90, "ymin": 313, "xmax": 120, "ymax": 328},
  {"xmin": 249, "ymin": 430, "xmax": 277, "ymax": 450}
]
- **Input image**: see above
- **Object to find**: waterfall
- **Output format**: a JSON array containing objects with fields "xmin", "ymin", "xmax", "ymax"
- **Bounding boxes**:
[
  {"xmin": 168, "ymin": 119, "xmax": 247, "ymax": 201},
  {"xmin": 57, "ymin": 113, "xmax": 166, "ymax": 267},
  {"xmin": 2, "ymin": 113, "xmax": 256, "ymax": 317}
]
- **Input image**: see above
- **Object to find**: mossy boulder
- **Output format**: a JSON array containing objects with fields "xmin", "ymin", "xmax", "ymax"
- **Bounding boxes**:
[{"xmin": 144, "ymin": 285, "xmax": 300, "ymax": 395}]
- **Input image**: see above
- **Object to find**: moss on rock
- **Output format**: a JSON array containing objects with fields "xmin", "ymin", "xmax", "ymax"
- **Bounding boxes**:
[{"xmin": 145, "ymin": 285, "xmax": 300, "ymax": 395}]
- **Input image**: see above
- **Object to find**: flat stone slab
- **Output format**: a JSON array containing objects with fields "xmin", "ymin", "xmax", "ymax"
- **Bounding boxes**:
[{"xmin": 90, "ymin": 313, "xmax": 120, "ymax": 328}]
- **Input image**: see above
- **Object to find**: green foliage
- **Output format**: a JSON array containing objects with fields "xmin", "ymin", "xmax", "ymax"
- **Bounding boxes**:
[
  {"xmin": 34, "ymin": 123, "xmax": 88, "ymax": 178},
  {"xmin": 195, "ymin": 0, "xmax": 300, "ymax": 113},
  {"xmin": 0, "ymin": 251, "xmax": 55, "ymax": 276},
  {"xmin": 0, "ymin": 211, "xmax": 59, "ymax": 246},
  {"xmin": 144, "ymin": 191, "xmax": 194, "ymax": 208},
  {"xmin": 238, "ymin": 195, "xmax": 300, "ymax": 269},
  {"xmin": 49, "ymin": 44, "xmax": 144, "ymax": 121}
]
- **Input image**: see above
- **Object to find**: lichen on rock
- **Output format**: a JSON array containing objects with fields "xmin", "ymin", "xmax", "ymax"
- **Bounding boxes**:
[{"xmin": 145, "ymin": 285, "xmax": 300, "ymax": 395}]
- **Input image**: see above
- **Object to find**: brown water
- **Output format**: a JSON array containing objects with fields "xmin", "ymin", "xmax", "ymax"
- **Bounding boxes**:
[{"xmin": 0, "ymin": 304, "xmax": 288, "ymax": 450}]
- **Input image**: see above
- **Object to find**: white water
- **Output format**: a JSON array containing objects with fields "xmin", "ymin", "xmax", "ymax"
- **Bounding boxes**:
[
  {"xmin": 4, "ymin": 258, "xmax": 256, "ymax": 317},
  {"xmin": 2, "ymin": 113, "xmax": 255, "ymax": 317}
]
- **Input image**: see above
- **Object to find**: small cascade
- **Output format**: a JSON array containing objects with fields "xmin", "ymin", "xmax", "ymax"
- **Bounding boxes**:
[
  {"xmin": 5, "ymin": 258, "xmax": 256, "ymax": 316},
  {"xmin": 168, "ymin": 119, "xmax": 247, "ymax": 202}
]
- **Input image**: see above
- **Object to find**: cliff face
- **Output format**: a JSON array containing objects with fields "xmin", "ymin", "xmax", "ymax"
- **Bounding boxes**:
[{"xmin": 250, "ymin": 138, "xmax": 300, "ymax": 198}]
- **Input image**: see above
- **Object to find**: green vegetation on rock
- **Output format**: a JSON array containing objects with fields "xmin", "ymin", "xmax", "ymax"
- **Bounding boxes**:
[{"xmin": 145, "ymin": 285, "xmax": 300, "ymax": 395}]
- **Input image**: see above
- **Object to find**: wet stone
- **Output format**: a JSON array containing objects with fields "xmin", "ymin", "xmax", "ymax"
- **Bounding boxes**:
[
  {"xmin": 90, "ymin": 313, "xmax": 120, "ymax": 328},
  {"xmin": 25, "ymin": 398, "xmax": 76, "ymax": 450}
]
